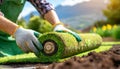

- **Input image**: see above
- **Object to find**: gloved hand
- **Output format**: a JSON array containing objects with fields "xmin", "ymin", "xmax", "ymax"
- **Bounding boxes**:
[
  {"xmin": 13, "ymin": 27, "xmax": 43, "ymax": 54},
  {"xmin": 54, "ymin": 24, "xmax": 81, "ymax": 42}
]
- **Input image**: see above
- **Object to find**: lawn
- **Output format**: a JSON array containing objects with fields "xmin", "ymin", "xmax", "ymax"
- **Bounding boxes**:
[{"xmin": 0, "ymin": 41, "xmax": 119, "ymax": 64}]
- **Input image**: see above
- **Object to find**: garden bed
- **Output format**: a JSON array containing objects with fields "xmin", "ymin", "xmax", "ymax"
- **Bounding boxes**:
[{"xmin": 1, "ymin": 44, "xmax": 120, "ymax": 69}]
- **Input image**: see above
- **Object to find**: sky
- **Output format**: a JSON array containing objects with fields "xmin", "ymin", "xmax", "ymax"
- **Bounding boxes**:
[
  {"xmin": 18, "ymin": 0, "xmax": 109, "ymax": 19},
  {"xmin": 18, "ymin": 0, "xmax": 63, "ymax": 19},
  {"xmin": 61, "ymin": 0, "xmax": 90, "ymax": 6}
]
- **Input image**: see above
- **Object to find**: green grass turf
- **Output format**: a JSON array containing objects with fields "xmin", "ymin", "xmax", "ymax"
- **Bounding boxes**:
[
  {"xmin": 36, "ymin": 32, "xmax": 102, "ymax": 62},
  {"xmin": 59, "ymin": 42, "xmax": 120, "ymax": 62},
  {"xmin": 102, "ymin": 42, "xmax": 120, "ymax": 45},
  {"xmin": 0, "ymin": 41, "xmax": 117, "ymax": 64},
  {"xmin": 59, "ymin": 45, "xmax": 112, "ymax": 62}
]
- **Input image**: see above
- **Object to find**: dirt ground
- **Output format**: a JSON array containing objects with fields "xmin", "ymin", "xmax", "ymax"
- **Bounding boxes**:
[
  {"xmin": 4, "ymin": 44, "xmax": 120, "ymax": 69},
  {"xmin": 102, "ymin": 37, "xmax": 119, "ymax": 42}
]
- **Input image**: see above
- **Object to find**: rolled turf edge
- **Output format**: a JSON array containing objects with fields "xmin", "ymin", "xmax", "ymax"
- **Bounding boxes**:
[{"xmin": 36, "ymin": 32, "xmax": 102, "ymax": 62}]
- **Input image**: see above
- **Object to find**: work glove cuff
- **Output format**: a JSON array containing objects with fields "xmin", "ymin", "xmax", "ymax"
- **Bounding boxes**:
[
  {"xmin": 13, "ymin": 27, "xmax": 23, "ymax": 38},
  {"xmin": 53, "ymin": 24, "xmax": 82, "ymax": 42}
]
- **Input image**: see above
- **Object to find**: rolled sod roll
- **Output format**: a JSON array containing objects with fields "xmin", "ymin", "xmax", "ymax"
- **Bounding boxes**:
[{"xmin": 37, "ymin": 32, "xmax": 102, "ymax": 62}]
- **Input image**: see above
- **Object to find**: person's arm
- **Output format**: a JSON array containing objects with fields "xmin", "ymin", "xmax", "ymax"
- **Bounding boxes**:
[
  {"xmin": 0, "ymin": 16, "xmax": 18, "ymax": 35},
  {"xmin": 27, "ymin": 0, "xmax": 60, "ymax": 25},
  {"xmin": 28, "ymin": 0, "xmax": 81, "ymax": 42},
  {"xmin": 44, "ymin": 10, "xmax": 60, "ymax": 26},
  {"xmin": 0, "ymin": 15, "xmax": 43, "ymax": 54}
]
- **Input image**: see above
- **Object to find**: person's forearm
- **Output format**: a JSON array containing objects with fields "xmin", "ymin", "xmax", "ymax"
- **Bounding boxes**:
[
  {"xmin": 28, "ymin": 0, "xmax": 61, "ymax": 26},
  {"xmin": 0, "ymin": 16, "xmax": 18, "ymax": 35},
  {"xmin": 44, "ymin": 10, "xmax": 61, "ymax": 26}
]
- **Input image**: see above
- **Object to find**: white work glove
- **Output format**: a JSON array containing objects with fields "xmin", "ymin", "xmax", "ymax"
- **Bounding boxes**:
[
  {"xmin": 54, "ymin": 24, "xmax": 81, "ymax": 42},
  {"xmin": 13, "ymin": 27, "xmax": 43, "ymax": 54}
]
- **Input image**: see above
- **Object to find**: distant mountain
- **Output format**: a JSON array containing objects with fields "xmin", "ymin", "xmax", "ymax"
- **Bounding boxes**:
[
  {"xmin": 56, "ymin": 0, "xmax": 106, "ymax": 19},
  {"xmin": 55, "ymin": 0, "xmax": 107, "ymax": 30},
  {"xmin": 23, "ymin": 0, "xmax": 107, "ymax": 30}
]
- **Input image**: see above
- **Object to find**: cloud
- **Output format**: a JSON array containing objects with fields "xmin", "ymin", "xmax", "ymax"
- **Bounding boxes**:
[
  {"xmin": 61, "ymin": 0, "xmax": 91, "ymax": 6},
  {"xmin": 104, "ymin": 0, "xmax": 109, "ymax": 4}
]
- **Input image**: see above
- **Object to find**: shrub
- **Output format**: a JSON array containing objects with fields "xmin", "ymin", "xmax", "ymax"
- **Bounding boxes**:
[
  {"xmin": 93, "ymin": 20, "xmax": 108, "ymax": 27},
  {"xmin": 91, "ymin": 24, "xmax": 120, "ymax": 38},
  {"xmin": 27, "ymin": 16, "xmax": 53, "ymax": 33},
  {"xmin": 91, "ymin": 24, "xmax": 113, "ymax": 37},
  {"xmin": 112, "ymin": 26, "xmax": 120, "ymax": 40}
]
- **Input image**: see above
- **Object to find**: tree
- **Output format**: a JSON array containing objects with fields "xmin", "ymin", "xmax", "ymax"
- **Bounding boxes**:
[
  {"xmin": 27, "ymin": 16, "xmax": 53, "ymax": 33},
  {"xmin": 103, "ymin": 0, "xmax": 120, "ymax": 24}
]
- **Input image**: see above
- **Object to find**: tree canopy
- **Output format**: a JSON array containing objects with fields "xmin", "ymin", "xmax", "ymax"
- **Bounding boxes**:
[{"xmin": 103, "ymin": 0, "xmax": 120, "ymax": 24}]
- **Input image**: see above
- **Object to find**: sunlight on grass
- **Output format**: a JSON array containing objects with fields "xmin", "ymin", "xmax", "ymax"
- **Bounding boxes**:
[
  {"xmin": 102, "ymin": 42, "xmax": 120, "ymax": 45},
  {"xmin": 76, "ymin": 45, "xmax": 112, "ymax": 57}
]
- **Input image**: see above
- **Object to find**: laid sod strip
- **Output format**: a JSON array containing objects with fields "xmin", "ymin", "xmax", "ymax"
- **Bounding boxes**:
[
  {"xmin": 59, "ymin": 45, "xmax": 112, "ymax": 62},
  {"xmin": 0, "ymin": 45, "xmax": 112, "ymax": 64},
  {"xmin": 76, "ymin": 45, "xmax": 112, "ymax": 56},
  {"xmin": 0, "ymin": 53, "xmax": 38, "ymax": 64},
  {"xmin": 102, "ymin": 42, "xmax": 120, "ymax": 46},
  {"xmin": 36, "ymin": 32, "xmax": 102, "ymax": 62}
]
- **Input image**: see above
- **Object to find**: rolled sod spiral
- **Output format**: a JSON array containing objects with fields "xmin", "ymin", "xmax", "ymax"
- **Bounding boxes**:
[{"xmin": 36, "ymin": 32, "xmax": 102, "ymax": 62}]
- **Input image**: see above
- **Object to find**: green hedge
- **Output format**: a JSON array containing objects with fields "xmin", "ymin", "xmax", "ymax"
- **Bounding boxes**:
[{"xmin": 36, "ymin": 32, "xmax": 102, "ymax": 62}]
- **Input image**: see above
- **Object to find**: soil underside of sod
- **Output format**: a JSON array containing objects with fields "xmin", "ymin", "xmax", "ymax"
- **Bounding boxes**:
[{"xmin": 4, "ymin": 44, "xmax": 120, "ymax": 69}]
